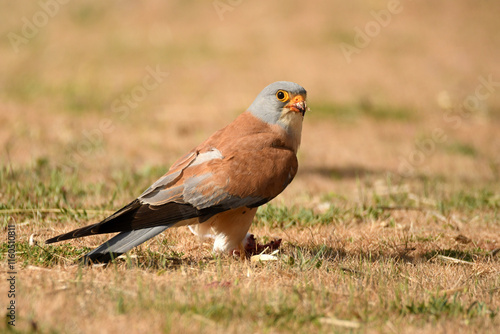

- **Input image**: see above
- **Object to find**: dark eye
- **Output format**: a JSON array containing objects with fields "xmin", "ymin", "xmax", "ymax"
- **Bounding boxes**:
[{"xmin": 276, "ymin": 90, "xmax": 289, "ymax": 102}]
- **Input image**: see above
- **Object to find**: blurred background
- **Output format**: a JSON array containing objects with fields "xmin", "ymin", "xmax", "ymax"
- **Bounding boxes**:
[{"xmin": 1, "ymin": 0, "xmax": 499, "ymax": 203}]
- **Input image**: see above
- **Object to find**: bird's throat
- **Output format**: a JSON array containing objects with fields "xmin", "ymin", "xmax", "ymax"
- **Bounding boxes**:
[{"xmin": 277, "ymin": 111, "xmax": 303, "ymax": 153}]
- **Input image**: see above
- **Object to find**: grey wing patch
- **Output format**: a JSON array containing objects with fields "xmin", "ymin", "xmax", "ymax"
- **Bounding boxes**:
[
  {"xmin": 80, "ymin": 226, "xmax": 169, "ymax": 264},
  {"xmin": 139, "ymin": 151, "xmax": 198, "ymax": 199},
  {"xmin": 182, "ymin": 173, "xmax": 266, "ymax": 210},
  {"xmin": 140, "ymin": 185, "xmax": 185, "ymax": 205},
  {"xmin": 139, "ymin": 148, "xmax": 224, "ymax": 205},
  {"xmin": 139, "ymin": 169, "xmax": 183, "ymax": 199}
]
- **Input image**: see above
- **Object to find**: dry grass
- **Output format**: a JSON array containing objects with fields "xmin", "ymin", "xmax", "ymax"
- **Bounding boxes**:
[
  {"xmin": 1, "ymin": 1, "xmax": 499, "ymax": 333},
  {"xmin": 1, "ymin": 165, "xmax": 498, "ymax": 333}
]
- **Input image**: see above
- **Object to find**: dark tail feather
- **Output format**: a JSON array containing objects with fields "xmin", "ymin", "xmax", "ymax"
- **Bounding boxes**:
[
  {"xmin": 80, "ymin": 226, "xmax": 170, "ymax": 264},
  {"xmin": 45, "ymin": 199, "xmax": 214, "ymax": 244},
  {"xmin": 45, "ymin": 200, "xmax": 143, "ymax": 244},
  {"xmin": 45, "ymin": 199, "xmax": 225, "ymax": 264}
]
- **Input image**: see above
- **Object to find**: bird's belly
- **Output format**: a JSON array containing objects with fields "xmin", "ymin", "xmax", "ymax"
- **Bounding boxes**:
[{"xmin": 188, "ymin": 207, "xmax": 257, "ymax": 252}]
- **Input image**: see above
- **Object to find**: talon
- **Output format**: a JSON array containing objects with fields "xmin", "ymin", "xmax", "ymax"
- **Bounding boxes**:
[
  {"xmin": 232, "ymin": 244, "xmax": 247, "ymax": 260},
  {"xmin": 232, "ymin": 249, "xmax": 241, "ymax": 258}
]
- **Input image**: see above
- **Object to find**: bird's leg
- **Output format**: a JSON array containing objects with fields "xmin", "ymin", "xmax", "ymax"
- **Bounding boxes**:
[{"xmin": 231, "ymin": 243, "xmax": 247, "ymax": 260}]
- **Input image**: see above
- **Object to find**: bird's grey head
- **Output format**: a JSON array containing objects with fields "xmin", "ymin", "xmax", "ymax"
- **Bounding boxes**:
[{"xmin": 248, "ymin": 81, "xmax": 307, "ymax": 125}]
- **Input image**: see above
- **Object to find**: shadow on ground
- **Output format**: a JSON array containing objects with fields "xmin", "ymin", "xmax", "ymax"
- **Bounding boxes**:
[{"xmin": 298, "ymin": 165, "xmax": 390, "ymax": 180}]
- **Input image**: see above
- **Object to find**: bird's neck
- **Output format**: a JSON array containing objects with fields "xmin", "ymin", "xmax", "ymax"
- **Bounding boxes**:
[
  {"xmin": 224, "ymin": 111, "xmax": 302, "ymax": 153},
  {"xmin": 276, "ymin": 111, "xmax": 303, "ymax": 153}
]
